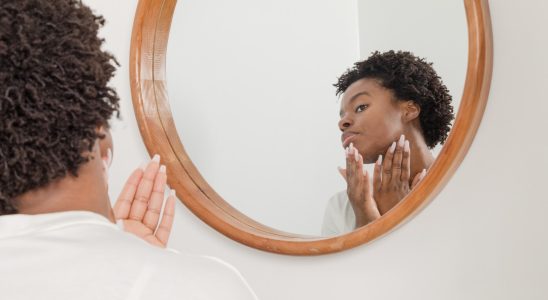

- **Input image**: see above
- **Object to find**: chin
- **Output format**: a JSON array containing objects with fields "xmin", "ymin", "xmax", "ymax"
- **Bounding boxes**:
[
  {"xmin": 362, "ymin": 155, "xmax": 377, "ymax": 164},
  {"xmin": 358, "ymin": 144, "xmax": 384, "ymax": 164},
  {"xmin": 357, "ymin": 147, "xmax": 377, "ymax": 164}
]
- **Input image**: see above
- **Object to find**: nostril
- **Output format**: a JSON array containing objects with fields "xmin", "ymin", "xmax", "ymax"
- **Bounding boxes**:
[{"xmin": 338, "ymin": 117, "xmax": 351, "ymax": 130}]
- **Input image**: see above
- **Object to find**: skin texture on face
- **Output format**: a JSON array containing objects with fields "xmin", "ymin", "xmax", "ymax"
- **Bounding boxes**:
[{"xmin": 339, "ymin": 78, "xmax": 406, "ymax": 163}]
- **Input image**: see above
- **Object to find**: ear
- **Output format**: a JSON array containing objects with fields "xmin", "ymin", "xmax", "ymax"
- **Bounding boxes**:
[
  {"xmin": 96, "ymin": 126, "xmax": 113, "ymax": 166},
  {"xmin": 401, "ymin": 100, "xmax": 420, "ymax": 123}
]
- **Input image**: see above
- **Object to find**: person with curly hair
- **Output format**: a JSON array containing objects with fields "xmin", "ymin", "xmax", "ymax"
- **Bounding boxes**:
[
  {"xmin": 0, "ymin": 0, "xmax": 256, "ymax": 299},
  {"xmin": 322, "ymin": 50, "xmax": 454, "ymax": 236}
]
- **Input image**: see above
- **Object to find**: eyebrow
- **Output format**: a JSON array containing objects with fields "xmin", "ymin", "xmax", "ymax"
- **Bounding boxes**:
[{"xmin": 339, "ymin": 91, "xmax": 371, "ymax": 117}]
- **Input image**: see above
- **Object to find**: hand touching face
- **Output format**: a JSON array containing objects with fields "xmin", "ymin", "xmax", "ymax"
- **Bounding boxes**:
[
  {"xmin": 341, "ymin": 135, "xmax": 426, "ymax": 228},
  {"xmin": 372, "ymin": 135, "xmax": 426, "ymax": 215}
]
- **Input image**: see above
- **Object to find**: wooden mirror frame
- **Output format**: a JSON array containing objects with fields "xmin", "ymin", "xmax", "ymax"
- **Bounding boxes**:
[{"xmin": 130, "ymin": 0, "xmax": 493, "ymax": 255}]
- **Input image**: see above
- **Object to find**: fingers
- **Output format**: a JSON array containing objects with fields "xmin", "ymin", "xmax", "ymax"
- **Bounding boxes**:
[
  {"xmin": 155, "ymin": 190, "xmax": 176, "ymax": 247},
  {"xmin": 381, "ymin": 141, "xmax": 396, "ymax": 189},
  {"xmin": 345, "ymin": 143, "xmax": 365, "ymax": 205},
  {"xmin": 411, "ymin": 169, "xmax": 427, "ymax": 189},
  {"xmin": 391, "ymin": 135, "xmax": 405, "ymax": 183},
  {"xmin": 142, "ymin": 165, "xmax": 167, "ymax": 231},
  {"xmin": 373, "ymin": 155, "xmax": 382, "ymax": 192},
  {"xmin": 401, "ymin": 140, "xmax": 411, "ymax": 184},
  {"xmin": 363, "ymin": 170, "xmax": 381, "ymax": 221},
  {"xmin": 129, "ymin": 154, "xmax": 161, "ymax": 221},
  {"xmin": 113, "ymin": 167, "xmax": 144, "ymax": 220},
  {"xmin": 363, "ymin": 170, "xmax": 373, "ymax": 201},
  {"xmin": 349, "ymin": 143, "xmax": 365, "ymax": 177},
  {"xmin": 337, "ymin": 167, "xmax": 347, "ymax": 182},
  {"xmin": 345, "ymin": 144, "xmax": 378, "ymax": 227},
  {"xmin": 345, "ymin": 143, "xmax": 361, "ymax": 186}
]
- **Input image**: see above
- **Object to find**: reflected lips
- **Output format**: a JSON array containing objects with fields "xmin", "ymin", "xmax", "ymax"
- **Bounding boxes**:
[{"xmin": 341, "ymin": 133, "xmax": 357, "ymax": 148}]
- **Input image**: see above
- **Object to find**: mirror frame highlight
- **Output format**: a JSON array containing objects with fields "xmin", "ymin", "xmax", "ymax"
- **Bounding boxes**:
[{"xmin": 129, "ymin": 0, "xmax": 493, "ymax": 255}]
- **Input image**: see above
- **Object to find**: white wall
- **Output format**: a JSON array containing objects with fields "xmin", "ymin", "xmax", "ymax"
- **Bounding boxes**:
[
  {"xmin": 357, "ymin": 0, "xmax": 468, "ymax": 142},
  {"xmin": 166, "ymin": 0, "xmax": 358, "ymax": 235},
  {"xmin": 91, "ymin": 0, "xmax": 548, "ymax": 299},
  {"xmin": 163, "ymin": 0, "xmax": 467, "ymax": 235}
]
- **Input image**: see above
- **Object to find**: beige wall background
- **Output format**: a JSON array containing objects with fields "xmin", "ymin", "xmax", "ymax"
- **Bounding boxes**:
[{"xmin": 89, "ymin": 0, "xmax": 548, "ymax": 299}]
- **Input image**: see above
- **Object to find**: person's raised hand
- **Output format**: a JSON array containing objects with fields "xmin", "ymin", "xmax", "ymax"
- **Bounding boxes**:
[
  {"xmin": 344, "ymin": 143, "xmax": 381, "ymax": 228},
  {"xmin": 113, "ymin": 155, "xmax": 176, "ymax": 248},
  {"xmin": 373, "ymin": 135, "xmax": 426, "ymax": 215}
]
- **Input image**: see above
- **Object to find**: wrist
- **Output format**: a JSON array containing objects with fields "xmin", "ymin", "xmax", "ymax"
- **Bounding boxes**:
[
  {"xmin": 351, "ymin": 206, "xmax": 371, "ymax": 228},
  {"xmin": 354, "ymin": 216, "xmax": 370, "ymax": 228},
  {"xmin": 378, "ymin": 199, "xmax": 398, "ymax": 215}
]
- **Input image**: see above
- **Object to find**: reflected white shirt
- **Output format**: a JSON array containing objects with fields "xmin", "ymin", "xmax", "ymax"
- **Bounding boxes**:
[
  {"xmin": 0, "ymin": 211, "xmax": 257, "ymax": 300},
  {"xmin": 321, "ymin": 190, "xmax": 355, "ymax": 236}
]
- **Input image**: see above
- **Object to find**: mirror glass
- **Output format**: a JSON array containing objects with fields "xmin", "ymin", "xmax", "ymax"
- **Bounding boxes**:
[{"xmin": 166, "ymin": 0, "xmax": 467, "ymax": 236}]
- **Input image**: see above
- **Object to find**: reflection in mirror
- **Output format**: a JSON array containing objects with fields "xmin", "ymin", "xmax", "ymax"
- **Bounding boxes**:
[
  {"xmin": 167, "ymin": 0, "xmax": 467, "ymax": 236},
  {"xmin": 323, "ymin": 50, "xmax": 455, "ymax": 236}
]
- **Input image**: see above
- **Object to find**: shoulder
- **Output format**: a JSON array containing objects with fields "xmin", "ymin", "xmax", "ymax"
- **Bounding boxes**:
[
  {"xmin": 326, "ymin": 190, "xmax": 350, "ymax": 211},
  {"xmin": 0, "ymin": 212, "xmax": 257, "ymax": 299},
  {"xmin": 321, "ymin": 190, "xmax": 355, "ymax": 236},
  {"xmin": 90, "ymin": 230, "xmax": 257, "ymax": 299},
  {"xmin": 135, "ymin": 250, "xmax": 258, "ymax": 299}
]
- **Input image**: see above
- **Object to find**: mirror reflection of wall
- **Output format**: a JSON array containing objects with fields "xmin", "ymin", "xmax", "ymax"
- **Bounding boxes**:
[
  {"xmin": 167, "ymin": 0, "xmax": 467, "ymax": 236},
  {"xmin": 357, "ymin": 0, "xmax": 467, "ymax": 156}
]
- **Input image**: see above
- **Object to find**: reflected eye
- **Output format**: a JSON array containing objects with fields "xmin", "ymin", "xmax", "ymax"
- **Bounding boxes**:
[{"xmin": 355, "ymin": 104, "xmax": 368, "ymax": 113}]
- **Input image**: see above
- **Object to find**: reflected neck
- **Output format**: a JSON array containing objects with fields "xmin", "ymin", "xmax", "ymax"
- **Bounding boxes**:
[{"xmin": 405, "ymin": 129, "xmax": 435, "ymax": 182}]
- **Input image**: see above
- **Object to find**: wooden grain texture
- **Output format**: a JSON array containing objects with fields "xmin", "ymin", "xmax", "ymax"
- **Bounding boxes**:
[{"xmin": 130, "ymin": 0, "xmax": 493, "ymax": 255}]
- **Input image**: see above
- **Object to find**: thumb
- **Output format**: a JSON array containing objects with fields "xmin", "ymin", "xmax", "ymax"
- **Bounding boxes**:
[
  {"xmin": 337, "ymin": 166, "xmax": 347, "ymax": 182},
  {"xmin": 411, "ymin": 169, "xmax": 427, "ymax": 189}
]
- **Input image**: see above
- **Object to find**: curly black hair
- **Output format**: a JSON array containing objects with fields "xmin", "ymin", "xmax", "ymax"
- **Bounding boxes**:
[
  {"xmin": 0, "ymin": 0, "xmax": 120, "ymax": 215},
  {"xmin": 334, "ymin": 50, "xmax": 454, "ymax": 149}
]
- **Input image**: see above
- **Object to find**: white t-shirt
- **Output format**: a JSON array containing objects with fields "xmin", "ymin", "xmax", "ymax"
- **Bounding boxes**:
[
  {"xmin": 0, "ymin": 211, "xmax": 257, "ymax": 300},
  {"xmin": 321, "ymin": 190, "xmax": 356, "ymax": 236}
]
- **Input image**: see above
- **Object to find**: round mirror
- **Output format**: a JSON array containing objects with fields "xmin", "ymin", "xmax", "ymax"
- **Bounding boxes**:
[{"xmin": 130, "ymin": 0, "xmax": 492, "ymax": 254}]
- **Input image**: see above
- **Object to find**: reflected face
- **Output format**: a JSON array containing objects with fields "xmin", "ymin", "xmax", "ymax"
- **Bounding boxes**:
[{"xmin": 339, "ymin": 78, "xmax": 405, "ymax": 163}]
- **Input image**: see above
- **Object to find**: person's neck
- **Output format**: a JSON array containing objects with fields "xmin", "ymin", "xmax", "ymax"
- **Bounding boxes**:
[
  {"xmin": 403, "ymin": 127, "xmax": 435, "ymax": 182},
  {"xmin": 15, "ymin": 155, "xmax": 115, "ymax": 223}
]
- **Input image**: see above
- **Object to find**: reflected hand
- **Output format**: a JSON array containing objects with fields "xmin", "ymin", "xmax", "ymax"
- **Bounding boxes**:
[
  {"xmin": 373, "ymin": 135, "xmax": 426, "ymax": 215},
  {"xmin": 344, "ymin": 143, "xmax": 381, "ymax": 228},
  {"xmin": 113, "ymin": 155, "xmax": 176, "ymax": 248}
]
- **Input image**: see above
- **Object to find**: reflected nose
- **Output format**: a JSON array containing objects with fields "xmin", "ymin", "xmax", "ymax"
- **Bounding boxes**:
[{"xmin": 338, "ymin": 115, "xmax": 352, "ymax": 132}]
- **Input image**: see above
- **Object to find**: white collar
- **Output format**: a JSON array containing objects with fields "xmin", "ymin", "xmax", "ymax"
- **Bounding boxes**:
[{"xmin": 0, "ymin": 210, "xmax": 120, "ymax": 240}]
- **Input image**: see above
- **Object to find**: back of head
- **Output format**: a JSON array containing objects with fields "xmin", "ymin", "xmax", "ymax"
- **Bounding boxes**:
[{"xmin": 0, "ymin": 0, "xmax": 120, "ymax": 214}]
